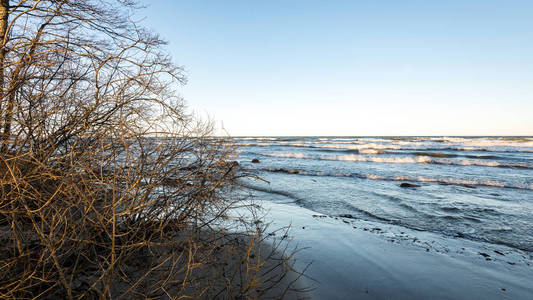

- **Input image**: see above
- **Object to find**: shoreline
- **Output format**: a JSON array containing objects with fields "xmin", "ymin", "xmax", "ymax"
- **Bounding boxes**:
[{"xmin": 253, "ymin": 199, "xmax": 533, "ymax": 299}]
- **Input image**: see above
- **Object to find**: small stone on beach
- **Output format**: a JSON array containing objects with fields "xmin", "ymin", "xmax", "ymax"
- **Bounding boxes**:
[
  {"xmin": 312, "ymin": 214, "xmax": 327, "ymax": 218},
  {"xmin": 400, "ymin": 183, "xmax": 420, "ymax": 188}
]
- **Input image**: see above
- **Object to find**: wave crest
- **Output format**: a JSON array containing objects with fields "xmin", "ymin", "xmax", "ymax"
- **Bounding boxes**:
[
  {"xmin": 249, "ymin": 166, "xmax": 533, "ymax": 190},
  {"xmin": 362, "ymin": 174, "xmax": 533, "ymax": 190},
  {"xmin": 263, "ymin": 152, "xmax": 532, "ymax": 169}
]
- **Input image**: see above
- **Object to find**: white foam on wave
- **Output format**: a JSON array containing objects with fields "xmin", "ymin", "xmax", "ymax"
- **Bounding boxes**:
[
  {"xmin": 287, "ymin": 143, "xmax": 401, "ymax": 151},
  {"xmin": 315, "ymin": 140, "xmax": 359, "ymax": 145},
  {"xmin": 265, "ymin": 152, "xmax": 432, "ymax": 164},
  {"xmin": 237, "ymin": 137, "xmax": 282, "ymax": 142},
  {"xmin": 359, "ymin": 149, "xmax": 383, "ymax": 154},
  {"xmin": 448, "ymin": 159, "xmax": 531, "ymax": 169},
  {"xmin": 238, "ymin": 136, "xmax": 533, "ymax": 154},
  {"xmin": 362, "ymin": 174, "xmax": 533, "ymax": 190},
  {"xmin": 454, "ymin": 138, "xmax": 533, "ymax": 147},
  {"xmin": 253, "ymin": 164, "xmax": 533, "ymax": 190},
  {"xmin": 236, "ymin": 143, "xmax": 272, "ymax": 147},
  {"xmin": 366, "ymin": 174, "xmax": 386, "ymax": 180},
  {"xmin": 318, "ymin": 137, "xmax": 356, "ymax": 142},
  {"xmin": 397, "ymin": 138, "xmax": 533, "ymax": 152},
  {"xmin": 283, "ymin": 140, "xmax": 532, "ymax": 153},
  {"xmin": 392, "ymin": 137, "xmax": 529, "ymax": 151},
  {"xmin": 264, "ymin": 152, "xmax": 532, "ymax": 169},
  {"xmin": 269, "ymin": 152, "xmax": 309, "ymax": 159}
]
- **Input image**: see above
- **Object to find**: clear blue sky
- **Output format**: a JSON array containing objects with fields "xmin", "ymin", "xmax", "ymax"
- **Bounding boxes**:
[{"xmin": 140, "ymin": 0, "xmax": 533, "ymax": 136}]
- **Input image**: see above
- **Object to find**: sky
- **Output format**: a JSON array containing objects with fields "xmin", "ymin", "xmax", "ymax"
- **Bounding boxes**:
[{"xmin": 141, "ymin": 0, "xmax": 533, "ymax": 136}]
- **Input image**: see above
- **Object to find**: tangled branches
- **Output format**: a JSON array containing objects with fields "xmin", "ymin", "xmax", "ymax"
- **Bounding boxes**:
[{"xmin": 0, "ymin": 1, "xmax": 303, "ymax": 299}]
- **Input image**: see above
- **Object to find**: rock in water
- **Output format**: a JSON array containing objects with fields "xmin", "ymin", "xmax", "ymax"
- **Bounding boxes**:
[
  {"xmin": 251, "ymin": 158, "xmax": 260, "ymax": 163},
  {"xmin": 273, "ymin": 168, "xmax": 299, "ymax": 174},
  {"xmin": 400, "ymin": 183, "xmax": 420, "ymax": 188}
]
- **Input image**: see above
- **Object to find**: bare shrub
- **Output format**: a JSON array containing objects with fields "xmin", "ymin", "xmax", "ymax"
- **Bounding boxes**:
[{"xmin": 0, "ymin": 1, "xmax": 304, "ymax": 299}]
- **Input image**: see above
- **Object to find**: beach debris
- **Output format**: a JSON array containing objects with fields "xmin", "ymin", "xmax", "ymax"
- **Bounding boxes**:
[
  {"xmin": 461, "ymin": 184, "xmax": 477, "ymax": 189},
  {"xmin": 251, "ymin": 158, "xmax": 260, "ymax": 163},
  {"xmin": 312, "ymin": 214, "xmax": 327, "ymax": 218},
  {"xmin": 271, "ymin": 168, "xmax": 300, "ymax": 174},
  {"xmin": 494, "ymin": 250, "xmax": 505, "ymax": 256},
  {"xmin": 399, "ymin": 183, "xmax": 421, "ymax": 188},
  {"xmin": 479, "ymin": 252, "xmax": 492, "ymax": 261},
  {"xmin": 339, "ymin": 214, "xmax": 355, "ymax": 219}
]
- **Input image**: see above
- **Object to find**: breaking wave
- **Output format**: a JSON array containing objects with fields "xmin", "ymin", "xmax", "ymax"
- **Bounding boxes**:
[
  {"xmin": 362, "ymin": 174, "xmax": 533, "ymax": 190},
  {"xmin": 237, "ymin": 136, "xmax": 533, "ymax": 252},
  {"xmin": 263, "ymin": 152, "xmax": 533, "ymax": 169},
  {"xmin": 236, "ymin": 137, "xmax": 533, "ymax": 153},
  {"xmin": 249, "ymin": 167, "xmax": 533, "ymax": 190}
]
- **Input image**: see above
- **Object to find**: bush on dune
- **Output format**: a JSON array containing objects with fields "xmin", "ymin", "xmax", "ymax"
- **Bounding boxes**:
[{"xmin": 0, "ymin": 1, "xmax": 302, "ymax": 298}]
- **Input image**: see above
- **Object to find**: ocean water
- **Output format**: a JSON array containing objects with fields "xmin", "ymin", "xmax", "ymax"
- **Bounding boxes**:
[{"xmin": 235, "ymin": 136, "xmax": 533, "ymax": 252}]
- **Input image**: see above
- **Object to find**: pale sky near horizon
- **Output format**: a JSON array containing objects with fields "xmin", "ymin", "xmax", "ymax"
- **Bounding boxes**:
[{"xmin": 141, "ymin": 0, "xmax": 533, "ymax": 136}]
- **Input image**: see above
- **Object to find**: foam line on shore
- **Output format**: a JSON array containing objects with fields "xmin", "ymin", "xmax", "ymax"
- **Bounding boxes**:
[{"xmin": 253, "ymin": 200, "xmax": 533, "ymax": 299}]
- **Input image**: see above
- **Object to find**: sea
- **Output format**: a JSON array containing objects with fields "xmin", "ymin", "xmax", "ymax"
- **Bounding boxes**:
[{"xmin": 234, "ymin": 136, "xmax": 533, "ymax": 252}]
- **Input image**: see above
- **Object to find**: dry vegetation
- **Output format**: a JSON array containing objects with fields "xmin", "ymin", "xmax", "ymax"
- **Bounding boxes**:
[{"xmin": 0, "ymin": 1, "xmax": 305, "ymax": 298}]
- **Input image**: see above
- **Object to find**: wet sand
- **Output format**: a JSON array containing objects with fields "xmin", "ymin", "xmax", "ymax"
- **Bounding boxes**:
[{"xmin": 254, "ymin": 200, "xmax": 533, "ymax": 299}]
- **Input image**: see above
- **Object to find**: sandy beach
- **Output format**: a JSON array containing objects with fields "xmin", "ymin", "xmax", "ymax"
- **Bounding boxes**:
[
  {"xmin": 253, "ymin": 200, "xmax": 533, "ymax": 299},
  {"xmin": 4, "ymin": 0, "xmax": 532, "ymax": 298}
]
